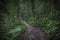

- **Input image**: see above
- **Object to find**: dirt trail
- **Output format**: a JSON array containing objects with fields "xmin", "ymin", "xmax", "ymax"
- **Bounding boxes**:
[
  {"xmin": 21, "ymin": 20, "xmax": 34, "ymax": 32},
  {"xmin": 19, "ymin": 20, "xmax": 48, "ymax": 40}
]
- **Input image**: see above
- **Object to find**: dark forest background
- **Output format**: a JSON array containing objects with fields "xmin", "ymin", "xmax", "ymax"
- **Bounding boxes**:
[{"xmin": 0, "ymin": 0, "xmax": 60, "ymax": 40}]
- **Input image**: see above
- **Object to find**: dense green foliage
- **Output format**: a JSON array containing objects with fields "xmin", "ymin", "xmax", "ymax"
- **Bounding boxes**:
[{"xmin": 0, "ymin": 0, "xmax": 60, "ymax": 40}]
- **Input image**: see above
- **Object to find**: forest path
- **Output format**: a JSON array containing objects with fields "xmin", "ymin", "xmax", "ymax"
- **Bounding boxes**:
[
  {"xmin": 20, "ymin": 20, "xmax": 48, "ymax": 40},
  {"xmin": 20, "ymin": 20, "xmax": 34, "ymax": 32}
]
